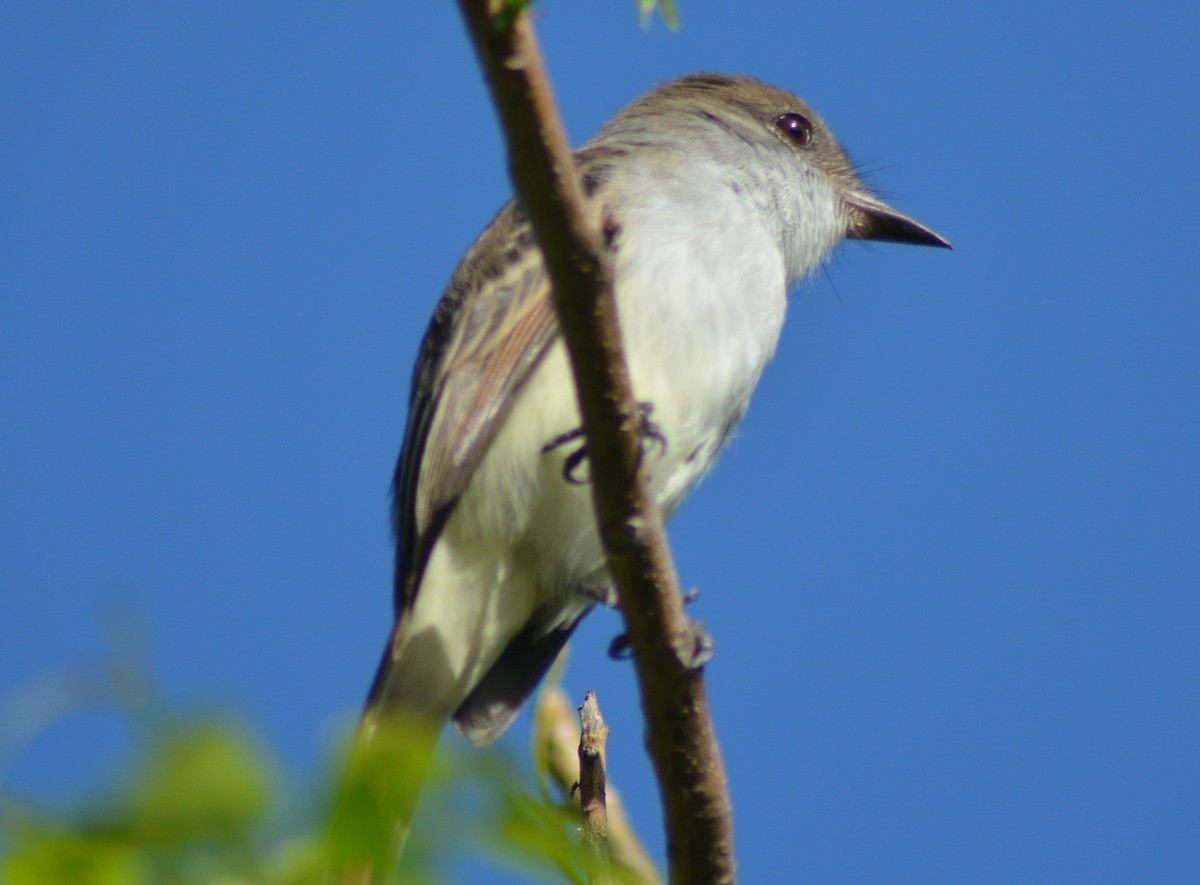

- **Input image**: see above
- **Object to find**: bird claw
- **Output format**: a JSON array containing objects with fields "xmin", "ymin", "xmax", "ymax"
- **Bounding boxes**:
[
  {"xmin": 604, "ymin": 586, "xmax": 702, "ymax": 662},
  {"xmin": 688, "ymin": 623, "xmax": 715, "ymax": 669},
  {"xmin": 607, "ymin": 620, "xmax": 713, "ymax": 667},
  {"xmin": 608, "ymin": 633, "xmax": 632, "ymax": 660},
  {"xmin": 635, "ymin": 401, "xmax": 668, "ymax": 461},
  {"xmin": 541, "ymin": 401, "xmax": 669, "ymax": 486},
  {"xmin": 563, "ymin": 446, "xmax": 590, "ymax": 485},
  {"xmin": 541, "ymin": 426, "xmax": 590, "ymax": 484}
]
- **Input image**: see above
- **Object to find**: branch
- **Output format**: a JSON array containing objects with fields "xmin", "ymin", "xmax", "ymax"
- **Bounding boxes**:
[
  {"xmin": 454, "ymin": 3, "xmax": 735, "ymax": 883},
  {"xmin": 534, "ymin": 680, "xmax": 663, "ymax": 885},
  {"xmin": 577, "ymin": 690, "xmax": 611, "ymax": 879}
]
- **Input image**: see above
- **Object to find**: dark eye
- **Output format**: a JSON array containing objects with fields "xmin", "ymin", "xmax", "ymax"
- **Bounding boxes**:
[{"xmin": 775, "ymin": 112, "xmax": 813, "ymax": 146}]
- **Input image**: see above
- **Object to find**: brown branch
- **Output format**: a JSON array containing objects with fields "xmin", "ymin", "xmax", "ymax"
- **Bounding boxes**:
[
  {"xmin": 534, "ymin": 680, "xmax": 663, "ymax": 885},
  {"xmin": 577, "ymin": 690, "xmax": 611, "ymax": 878},
  {"xmin": 454, "ymin": 3, "xmax": 735, "ymax": 883}
]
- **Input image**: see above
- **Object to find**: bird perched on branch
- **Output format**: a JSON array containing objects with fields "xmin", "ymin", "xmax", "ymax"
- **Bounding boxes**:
[{"xmin": 365, "ymin": 72, "xmax": 949, "ymax": 747}]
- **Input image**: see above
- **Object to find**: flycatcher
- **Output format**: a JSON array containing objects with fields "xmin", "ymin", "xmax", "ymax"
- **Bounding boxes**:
[{"xmin": 365, "ymin": 72, "xmax": 949, "ymax": 746}]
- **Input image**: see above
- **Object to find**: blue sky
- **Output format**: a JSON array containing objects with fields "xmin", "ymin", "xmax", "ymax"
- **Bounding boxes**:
[{"xmin": 3, "ymin": 1, "xmax": 1198, "ymax": 882}]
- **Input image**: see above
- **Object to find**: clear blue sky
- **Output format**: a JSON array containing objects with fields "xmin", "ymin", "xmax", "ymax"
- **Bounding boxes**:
[{"xmin": 3, "ymin": 2, "xmax": 1198, "ymax": 882}]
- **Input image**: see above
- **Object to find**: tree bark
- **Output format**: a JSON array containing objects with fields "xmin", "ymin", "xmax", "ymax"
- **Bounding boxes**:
[{"xmin": 454, "ymin": 4, "xmax": 736, "ymax": 883}]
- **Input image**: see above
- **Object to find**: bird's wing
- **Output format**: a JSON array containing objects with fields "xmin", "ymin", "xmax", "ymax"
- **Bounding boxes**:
[
  {"xmin": 391, "ymin": 200, "xmax": 559, "ymax": 611},
  {"xmin": 391, "ymin": 146, "xmax": 625, "ymax": 613}
]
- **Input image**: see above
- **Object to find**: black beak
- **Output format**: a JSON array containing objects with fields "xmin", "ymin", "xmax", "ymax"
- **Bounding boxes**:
[{"xmin": 845, "ymin": 190, "xmax": 951, "ymax": 249}]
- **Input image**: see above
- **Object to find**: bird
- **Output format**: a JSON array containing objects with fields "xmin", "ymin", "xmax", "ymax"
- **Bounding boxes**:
[{"xmin": 363, "ymin": 72, "xmax": 950, "ymax": 748}]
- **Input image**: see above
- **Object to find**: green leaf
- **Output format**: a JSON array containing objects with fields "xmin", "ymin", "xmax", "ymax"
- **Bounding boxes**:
[
  {"xmin": 3, "ymin": 832, "xmax": 146, "ymax": 885},
  {"xmin": 121, "ymin": 721, "xmax": 272, "ymax": 843},
  {"xmin": 490, "ymin": 791, "xmax": 587, "ymax": 884},
  {"xmin": 324, "ymin": 718, "xmax": 441, "ymax": 878},
  {"xmin": 638, "ymin": 0, "xmax": 681, "ymax": 30}
]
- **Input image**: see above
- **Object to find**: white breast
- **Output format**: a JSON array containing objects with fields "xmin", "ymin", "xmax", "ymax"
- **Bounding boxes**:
[
  {"xmin": 611, "ymin": 153, "xmax": 790, "ymax": 510},
  {"xmin": 444, "ymin": 144, "xmax": 840, "ymax": 604}
]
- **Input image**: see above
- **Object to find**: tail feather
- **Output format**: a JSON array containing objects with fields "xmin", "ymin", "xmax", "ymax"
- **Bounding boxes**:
[
  {"xmin": 341, "ymin": 535, "xmax": 596, "ymax": 878},
  {"xmin": 452, "ymin": 606, "xmax": 589, "ymax": 745},
  {"xmin": 363, "ymin": 616, "xmax": 463, "ymax": 732}
]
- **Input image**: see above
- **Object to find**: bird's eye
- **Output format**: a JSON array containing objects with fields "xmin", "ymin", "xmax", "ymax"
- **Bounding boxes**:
[{"xmin": 775, "ymin": 113, "xmax": 813, "ymax": 146}]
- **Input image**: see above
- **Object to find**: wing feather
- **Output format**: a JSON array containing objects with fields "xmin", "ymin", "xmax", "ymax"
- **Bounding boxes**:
[
  {"xmin": 391, "ymin": 145, "xmax": 626, "ymax": 613},
  {"xmin": 392, "ymin": 203, "xmax": 558, "ymax": 609}
]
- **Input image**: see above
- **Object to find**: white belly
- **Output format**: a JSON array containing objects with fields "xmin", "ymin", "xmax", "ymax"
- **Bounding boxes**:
[
  {"xmin": 405, "ymin": 171, "xmax": 789, "ymax": 697},
  {"xmin": 451, "ymin": 194, "xmax": 789, "ymax": 598}
]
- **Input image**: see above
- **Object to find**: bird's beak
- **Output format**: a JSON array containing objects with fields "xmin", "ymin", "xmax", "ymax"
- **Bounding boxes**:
[{"xmin": 844, "ymin": 190, "xmax": 952, "ymax": 249}]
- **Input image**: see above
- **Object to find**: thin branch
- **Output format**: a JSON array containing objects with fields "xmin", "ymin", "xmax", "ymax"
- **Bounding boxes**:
[
  {"xmin": 534, "ymin": 680, "xmax": 663, "ymax": 885},
  {"xmin": 454, "ymin": 3, "xmax": 735, "ymax": 883},
  {"xmin": 577, "ymin": 690, "xmax": 611, "ymax": 879}
]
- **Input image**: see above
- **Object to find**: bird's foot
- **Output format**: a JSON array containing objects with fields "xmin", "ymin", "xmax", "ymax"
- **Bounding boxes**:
[
  {"xmin": 608, "ymin": 620, "xmax": 713, "ymax": 667},
  {"xmin": 540, "ymin": 400, "xmax": 668, "ymax": 486},
  {"xmin": 605, "ymin": 586, "xmax": 703, "ymax": 662},
  {"xmin": 687, "ymin": 622, "xmax": 715, "ymax": 668},
  {"xmin": 541, "ymin": 425, "xmax": 589, "ymax": 485},
  {"xmin": 608, "ymin": 633, "xmax": 632, "ymax": 660},
  {"xmin": 635, "ymin": 401, "xmax": 667, "ymax": 462}
]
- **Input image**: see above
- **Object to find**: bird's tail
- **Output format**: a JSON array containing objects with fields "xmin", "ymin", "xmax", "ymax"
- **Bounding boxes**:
[
  {"xmin": 327, "ymin": 572, "xmax": 592, "ymax": 880},
  {"xmin": 326, "ymin": 622, "xmax": 451, "ymax": 884}
]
